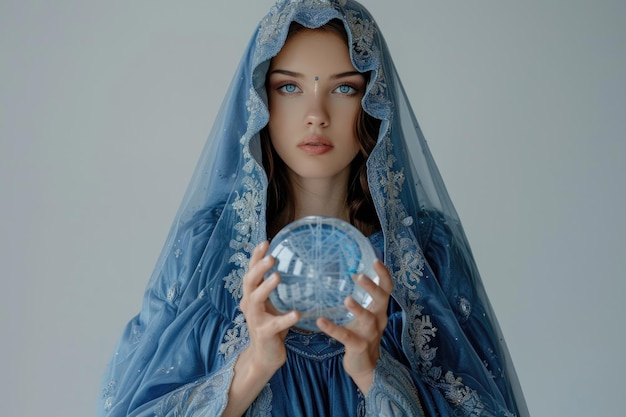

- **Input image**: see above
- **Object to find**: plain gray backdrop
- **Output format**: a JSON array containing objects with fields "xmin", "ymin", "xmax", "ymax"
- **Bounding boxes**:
[{"xmin": 2, "ymin": 1, "xmax": 625, "ymax": 416}]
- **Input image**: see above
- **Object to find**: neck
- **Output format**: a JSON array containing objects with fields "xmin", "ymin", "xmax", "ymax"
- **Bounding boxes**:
[{"xmin": 290, "ymin": 174, "xmax": 350, "ymax": 222}]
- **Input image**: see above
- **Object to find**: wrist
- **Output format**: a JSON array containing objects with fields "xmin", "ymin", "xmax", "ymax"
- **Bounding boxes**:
[
  {"xmin": 236, "ymin": 345, "xmax": 283, "ymax": 383},
  {"xmin": 351, "ymin": 370, "xmax": 375, "ymax": 396},
  {"xmin": 224, "ymin": 347, "xmax": 281, "ymax": 417},
  {"xmin": 344, "ymin": 349, "xmax": 379, "ymax": 395}
]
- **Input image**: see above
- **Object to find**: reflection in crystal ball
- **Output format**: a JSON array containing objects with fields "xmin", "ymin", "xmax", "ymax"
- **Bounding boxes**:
[{"xmin": 265, "ymin": 216, "xmax": 379, "ymax": 331}]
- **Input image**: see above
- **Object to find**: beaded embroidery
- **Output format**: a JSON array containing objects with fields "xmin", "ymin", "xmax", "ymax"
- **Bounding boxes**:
[
  {"xmin": 222, "ymin": 90, "xmax": 265, "ymax": 302},
  {"xmin": 218, "ymin": 0, "xmax": 494, "ymax": 414}
]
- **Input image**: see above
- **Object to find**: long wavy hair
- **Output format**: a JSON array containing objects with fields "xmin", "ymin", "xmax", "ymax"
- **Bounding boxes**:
[{"xmin": 261, "ymin": 20, "xmax": 382, "ymax": 238}]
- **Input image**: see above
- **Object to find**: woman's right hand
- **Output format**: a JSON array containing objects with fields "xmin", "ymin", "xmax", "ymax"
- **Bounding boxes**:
[
  {"xmin": 224, "ymin": 242, "xmax": 299, "ymax": 417},
  {"xmin": 239, "ymin": 241, "xmax": 300, "ymax": 374}
]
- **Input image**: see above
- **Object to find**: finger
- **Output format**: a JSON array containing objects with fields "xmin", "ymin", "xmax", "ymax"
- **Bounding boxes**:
[
  {"xmin": 373, "ymin": 260, "xmax": 394, "ymax": 294},
  {"xmin": 344, "ymin": 295, "xmax": 366, "ymax": 316},
  {"xmin": 353, "ymin": 273, "xmax": 389, "ymax": 314},
  {"xmin": 243, "ymin": 258, "xmax": 275, "ymax": 300},
  {"xmin": 249, "ymin": 241, "xmax": 270, "ymax": 268},
  {"xmin": 344, "ymin": 295, "xmax": 379, "ymax": 330},
  {"xmin": 251, "ymin": 271, "xmax": 281, "ymax": 304},
  {"xmin": 317, "ymin": 317, "xmax": 362, "ymax": 348},
  {"xmin": 353, "ymin": 273, "xmax": 378, "ymax": 293},
  {"xmin": 353, "ymin": 261, "xmax": 392, "ymax": 298},
  {"xmin": 316, "ymin": 317, "xmax": 343, "ymax": 339},
  {"xmin": 244, "ymin": 259, "xmax": 271, "ymax": 291},
  {"xmin": 242, "ymin": 272, "xmax": 283, "ymax": 319},
  {"xmin": 270, "ymin": 310, "xmax": 300, "ymax": 333}
]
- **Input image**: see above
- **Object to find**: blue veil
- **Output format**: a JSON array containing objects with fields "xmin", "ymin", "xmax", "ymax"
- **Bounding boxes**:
[{"xmin": 97, "ymin": 1, "xmax": 528, "ymax": 416}]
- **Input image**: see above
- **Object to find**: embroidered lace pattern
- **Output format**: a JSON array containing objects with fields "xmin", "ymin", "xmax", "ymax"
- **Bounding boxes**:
[
  {"xmin": 368, "ymin": 351, "xmax": 425, "ymax": 417},
  {"xmin": 218, "ymin": 1, "xmax": 497, "ymax": 415},
  {"xmin": 248, "ymin": 384, "xmax": 273, "ymax": 417},
  {"xmin": 370, "ymin": 133, "xmax": 500, "ymax": 415},
  {"xmin": 218, "ymin": 88, "xmax": 269, "ymax": 360},
  {"xmin": 152, "ymin": 359, "xmax": 235, "ymax": 417},
  {"xmin": 221, "ymin": 88, "xmax": 267, "ymax": 301},
  {"xmin": 95, "ymin": 1, "xmax": 524, "ymax": 415}
]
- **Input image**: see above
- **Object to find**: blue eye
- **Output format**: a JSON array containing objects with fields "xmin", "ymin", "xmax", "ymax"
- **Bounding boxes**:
[
  {"xmin": 279, "ymin": 83, "xmax": 300, "ymax": 94},
  {"xmin": 335, "ymin": 84, "xmax": 357, "ymax": 95}
]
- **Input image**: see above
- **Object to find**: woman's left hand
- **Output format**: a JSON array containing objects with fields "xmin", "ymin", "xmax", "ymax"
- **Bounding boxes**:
[{"xmin": 316, "ymin": 259, "xmax": 393, "ymax": 395}]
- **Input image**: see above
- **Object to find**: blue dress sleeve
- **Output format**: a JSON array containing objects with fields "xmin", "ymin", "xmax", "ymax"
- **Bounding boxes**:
[
  {"xmin": 413, "ymin": 210, "xmax": 520, "ymax": 414},
  {"xmin": 365, "ymin": 348, "xmax": 425, "ymax": 417},
  {"xmin": 96, "ymin": 206, "xmax": 245, "ymax": 417},
  {"xmin": 361, "ymin": 231, "xmax": 425, "ymax": 416},
  {"xmin": 130, "ymin": 358, "xmax": 237, "ymax": 417},
  {"xmin": 364, "ymin": 213, "xmax": 521, "ymax": 416}
]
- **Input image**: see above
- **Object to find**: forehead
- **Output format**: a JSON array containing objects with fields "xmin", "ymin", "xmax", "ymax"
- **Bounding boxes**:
[{"xmin": 270, "ymin": 28, "xmax": 356, "ymax": 73}]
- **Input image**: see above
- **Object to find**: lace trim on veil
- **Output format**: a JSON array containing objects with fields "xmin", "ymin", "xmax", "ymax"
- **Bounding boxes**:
[{"xmin": 217, "ymin": 1, "xmax": 502, "ymax": 415}]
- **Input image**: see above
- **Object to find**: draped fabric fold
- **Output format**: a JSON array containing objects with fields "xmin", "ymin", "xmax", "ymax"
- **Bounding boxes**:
[{"xmin": 96, "ymin": 1, "xmax": 528, "ymax": 416}]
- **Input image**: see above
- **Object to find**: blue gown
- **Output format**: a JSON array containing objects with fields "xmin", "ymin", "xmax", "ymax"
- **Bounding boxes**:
[
  {"xmin": 261, "ymin": 218, "xmax": 521, "ymax": 416},
  {"xmin": 263, "ymin": 230, "xmax": 415, "ymax": 416},
  {"xmin": 96, "ymin": 1, "xmax": 528, "ymax": 416}
]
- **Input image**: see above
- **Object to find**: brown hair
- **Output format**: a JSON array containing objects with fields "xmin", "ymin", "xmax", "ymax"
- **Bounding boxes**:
[{"xmin": 261, "ymin": 20, "xmax": 382, "ymax": 238}]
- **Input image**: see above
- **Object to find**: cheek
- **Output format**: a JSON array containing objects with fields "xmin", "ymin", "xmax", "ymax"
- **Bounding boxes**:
[
  {"xmin": 267, "ymin": 112, "xmax": 291, "ymax": 156},
  {"xmin": 268, "ymin": 116, "xmax": 290, "ymax": 146},
  {"xmin": 334, "ymin": 100, "xmax": 362, "ymax": 123},
  {"xmin": 267, "ymin": 105, "xmax": 283, "ymax": 138},
  {"xmin": 342, "ymin": 105, "xmax": 362, "ymax": 140},
  {"xmin": 268, "ymin": 99, "xmax": 294, "ymax": 133}
]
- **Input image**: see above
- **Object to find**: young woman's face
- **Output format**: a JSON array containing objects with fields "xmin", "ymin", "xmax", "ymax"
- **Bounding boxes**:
[{"xmin": 267, "ymin": 27, "xmax": 365, "ymax": 184}]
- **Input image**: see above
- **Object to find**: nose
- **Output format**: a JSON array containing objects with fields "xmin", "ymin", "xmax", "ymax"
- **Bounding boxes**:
[{"xmin": 304, "ymin": 94, "xmax": 330, "ymax": 127}]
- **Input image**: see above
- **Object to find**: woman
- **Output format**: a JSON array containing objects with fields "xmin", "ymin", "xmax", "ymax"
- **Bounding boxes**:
[{"xmin": 96, "ymin": 1, "xmax": 528, "ymax": 416}]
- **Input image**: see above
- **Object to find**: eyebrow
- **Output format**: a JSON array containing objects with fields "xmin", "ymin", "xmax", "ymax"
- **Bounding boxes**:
[{"xmin": 269, "ymin": 69, "xmax": 363, "ymax": 80}]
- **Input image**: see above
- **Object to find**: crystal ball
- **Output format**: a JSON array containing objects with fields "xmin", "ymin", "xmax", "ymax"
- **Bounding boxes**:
[{"xmin": 265, "ymin": 216, "xmax": 379, "ymax": 331}]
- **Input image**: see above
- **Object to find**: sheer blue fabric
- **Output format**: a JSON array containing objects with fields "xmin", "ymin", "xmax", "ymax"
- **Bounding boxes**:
[{"xmin": 96, "ymin": 1, "xmax": 528, "ymax": 416}]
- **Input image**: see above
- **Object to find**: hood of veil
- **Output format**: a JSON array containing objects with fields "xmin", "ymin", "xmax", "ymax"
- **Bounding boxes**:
[
  {"xmin": 132, "ymin": 1, "xmax": 526, "ymax": 415},
  {"xmin": 162, "ymin": 0, "xmax": 456, "ymax": 305}
]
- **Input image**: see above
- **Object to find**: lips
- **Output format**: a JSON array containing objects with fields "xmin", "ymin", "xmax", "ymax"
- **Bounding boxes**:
[{"xmin": 298, "ymin": 136, "xmax": 333, "ymax": 155}]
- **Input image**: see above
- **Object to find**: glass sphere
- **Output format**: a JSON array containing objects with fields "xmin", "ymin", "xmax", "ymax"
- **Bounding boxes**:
[{"xmin": 265, "ymin": 216, "xmax": 379, "ymax": 331}]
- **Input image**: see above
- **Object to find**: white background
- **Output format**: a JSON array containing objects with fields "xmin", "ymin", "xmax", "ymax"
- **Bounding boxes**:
[{"xmin": 2, "ymin": 1, "xmax": 624, "ymax": 416}]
